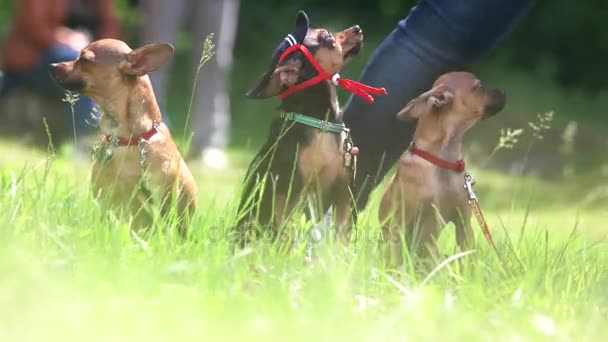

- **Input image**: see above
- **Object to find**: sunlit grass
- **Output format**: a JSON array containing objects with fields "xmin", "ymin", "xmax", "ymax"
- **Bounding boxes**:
[{"xmin": 0, "ymin": 138, "xmax": 606, "ymax": 341}]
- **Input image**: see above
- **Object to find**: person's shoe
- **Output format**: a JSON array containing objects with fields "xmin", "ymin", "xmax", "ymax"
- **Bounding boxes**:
[{"xmin": 201, "ymin": 146, "xmax": 228, "ymax": 169}]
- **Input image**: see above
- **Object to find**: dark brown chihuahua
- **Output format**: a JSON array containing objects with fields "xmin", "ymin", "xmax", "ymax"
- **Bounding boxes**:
[
  {"xmin": 236, "ymin": 11, "xmax": 366, "ymax": 245},
  {"xmin": 379, "ymin": 72, "xmax": 506, "ymax": 265},
  {"xmin": 49, "ymin": 40, "xmax": 198, "ymax": 231}
]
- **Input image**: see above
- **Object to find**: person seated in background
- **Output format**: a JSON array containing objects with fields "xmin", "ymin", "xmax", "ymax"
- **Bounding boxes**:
[{"xmin": 0, "ymin": 0, "xmax": 121, "ymax": 143}]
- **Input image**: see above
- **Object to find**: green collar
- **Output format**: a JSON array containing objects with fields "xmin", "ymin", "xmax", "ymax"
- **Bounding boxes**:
[{"xmin": 281, "ymin": 112, "xmax": 346, "ymax": 134}]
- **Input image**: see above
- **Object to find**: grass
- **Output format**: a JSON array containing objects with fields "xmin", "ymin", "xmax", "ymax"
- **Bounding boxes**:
[{"xmin": 0, "ymin": 131, "xmax": 607, "ymax": 341}]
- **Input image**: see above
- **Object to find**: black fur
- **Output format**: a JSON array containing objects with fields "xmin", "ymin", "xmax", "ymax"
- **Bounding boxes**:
[{"xmin": 236, "ymin": 11, "xmax": 355, "ymax": 245}]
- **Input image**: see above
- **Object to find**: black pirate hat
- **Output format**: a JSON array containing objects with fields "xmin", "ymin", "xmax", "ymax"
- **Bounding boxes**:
[{"xmin": 246, "ymin": 11, "xmax": 310, "ymax": 99}]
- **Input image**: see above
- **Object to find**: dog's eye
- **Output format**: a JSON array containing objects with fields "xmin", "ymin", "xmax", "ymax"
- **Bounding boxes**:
[
  {"xmin": 79, "ymin": 56, "xmax": 92, "ymax": 65},
  {"xmin": 321, "ymin": 32, "xmax": 336, "ymax": 48},
  {"xmin": 79, "ymin": 51, "xmax": 95, "ymax": 64}
]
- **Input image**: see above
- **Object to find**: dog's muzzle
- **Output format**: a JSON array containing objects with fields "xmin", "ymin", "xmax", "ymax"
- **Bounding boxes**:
[
  {"xmin": 48, "ymin": 63, "xmax": 87, "ymax": 92},
  {"xmin": 483, "ymin": 89, "xmax": 506, "ymax": 117}
]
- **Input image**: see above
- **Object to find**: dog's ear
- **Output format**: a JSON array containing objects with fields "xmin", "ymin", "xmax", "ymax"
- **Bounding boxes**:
[
  {"xmin": 294, "ymin": 11, "xmax": 310, "ymax": 42},
  {"xmin": 119, "ymin": 43, "xmax": 174, "ymax": 77},
  {"xmin": 246, "ymin": 60, "xmax": 303, "ymax": 99},
  {"xmin": 396, "ymin": 84, "xmax": 453, "ymax": 121},
  {"xmin": 246, "ymin": 10, "xmax": 309, "ymax": 99}
]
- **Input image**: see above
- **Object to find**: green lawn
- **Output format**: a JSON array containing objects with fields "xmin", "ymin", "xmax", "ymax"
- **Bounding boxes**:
[{"xmin": 1, "ymin": 127, "xmax": 607, "ymax": 341}]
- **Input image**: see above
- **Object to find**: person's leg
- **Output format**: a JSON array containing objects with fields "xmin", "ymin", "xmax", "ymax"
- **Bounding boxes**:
[
  {"xmin": 343, "ymin": 0, "xmax": 536, "ymax": 211},
  {"xmin": 140, "ymin": 0, "xmax": 188, "ymax": 119},
  {"xmin": 6, "ymin": 43, "xmax": 97, "ymax": 136},
  {"xmin": 191, "ymin": 0, "xmax": 239, "ymax": 167},
  {"xmin": 0, "ymin": 70, "xmax": 13, "ymax": 97}
]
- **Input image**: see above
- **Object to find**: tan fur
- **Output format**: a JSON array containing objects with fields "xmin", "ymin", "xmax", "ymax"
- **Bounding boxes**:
[
  {"xmin": 49, "ymin": 39, "xmax": 197, "ymax": 231},
  {"xmin": 297, "ymin": 129, "xmax": 352, "ymax": 238},
  {"xmin": 379, "ymin": 72, "xmax": 505, "ymax": 265},
  {"xmin": 308, "ymin": 26, "xmax": 361, "ymax": 75},
  {"xmin": 286, "ymin": 26, "xmax": 362, "ymax": 242},
  {"xmin": 298, "ymin": 131, "xmax": 348, "ymax": 190}
]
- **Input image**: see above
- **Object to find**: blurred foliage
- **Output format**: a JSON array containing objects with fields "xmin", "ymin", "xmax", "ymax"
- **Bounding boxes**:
[
  {"xmin": 1, "ymin": 0, "xmax": 607, "ymax": 92},
  {"xmin": 498, "ymin": 0, "xmax": 608, "ymax": 92},
  {"xmin": 234, "ymin": 0, "xmax": 608, "ymax": 93}
]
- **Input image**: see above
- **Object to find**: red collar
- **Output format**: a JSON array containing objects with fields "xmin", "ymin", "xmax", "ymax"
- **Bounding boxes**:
[
  {"xmin": 277, "ymin": 44, "xmax": 387, "ymax": 103},
  {"xmin": 103, "ymin": 122, "xmax": 159, "ymax": 146},
  {"xmin": 409, "ymin": 143, "xmax": 465, "ymax": 173}
]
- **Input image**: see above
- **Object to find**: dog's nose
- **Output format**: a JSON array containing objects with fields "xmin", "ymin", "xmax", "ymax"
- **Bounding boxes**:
[
  {"xmin": 48, "ymin": 63, "xmax": 61, "ymax": 76},
  {"xmin": 352, "ymin": 25, "xmax": 362, "ymax": 34}
]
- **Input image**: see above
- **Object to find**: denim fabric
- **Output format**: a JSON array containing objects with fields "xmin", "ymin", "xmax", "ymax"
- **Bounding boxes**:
[
  {"xmin": 342, "ymin": 0, "xmax": 536, "ymax": 210},
  {"xmin": 3, "ymin": 43, "xmax": 97, "ymax": 134}
]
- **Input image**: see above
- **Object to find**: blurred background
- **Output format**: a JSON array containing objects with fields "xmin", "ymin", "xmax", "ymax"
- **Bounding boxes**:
[{"xmin": 0, "ymin": 0, "xmax": 607, "ymax": 180}]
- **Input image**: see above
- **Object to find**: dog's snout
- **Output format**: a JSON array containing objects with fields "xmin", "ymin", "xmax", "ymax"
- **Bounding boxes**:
[
  {"xmin": 47, "ymin": 61, "xmax": 86, "ymax": 91},
  {"xmin": 48, "ymin": 62, "xmax": 67, "ymax": 78},
  {"xmin": 352, "ymin": 25, "xmax": 362, "ymax": 35},
  {"xmin": 484, "ymin": 89, "xmax": 506, "ymax": 117},
  {"xmin": 48, "ymin": 63, "xmax": 60, "ymax": 73},
  {"xmin": 48, "ymin": 63, "xmax": 64, "ymax": 79}
]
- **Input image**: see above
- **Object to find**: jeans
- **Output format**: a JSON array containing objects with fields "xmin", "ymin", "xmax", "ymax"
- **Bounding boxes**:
[
  {"xmin": 2, "ymin": 43, "xmax": 98, "ymax": 135},
  {"xmin": 342, "ymin": 0, "xmax": 536, "ymax": 210}
]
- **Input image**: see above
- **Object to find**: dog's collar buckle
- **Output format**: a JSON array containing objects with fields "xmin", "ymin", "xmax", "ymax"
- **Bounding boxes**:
[
  {"xmin": 109, "ymin": 136, "xmax": 121, "ymax": 147},
  {"xmin": 319, "ymin": 121, "xmax": 330, "ymax": 132}
]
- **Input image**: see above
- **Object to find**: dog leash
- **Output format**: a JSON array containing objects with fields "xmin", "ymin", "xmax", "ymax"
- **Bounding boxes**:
[
  {"xmin": 463, "ymin": 171, "xmax": 499, "ymax": 253},
  {"xmin": 276, "ymin": 43, "xmax": 387, "ymax": 103},
  {"xmin": 408, "ymin": 143, "xmax": 500, "ymax": 254}
]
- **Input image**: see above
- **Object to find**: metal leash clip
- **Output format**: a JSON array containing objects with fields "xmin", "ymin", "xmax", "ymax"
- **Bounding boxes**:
[
  {"xmin": 137, "ymin": 138, "xmax": 151, "ymax": 189},
  {"xmin": 137, "ymin": 138, "xmax": 151, "ymax": 168},
  {"xmin": 463, "ymin": 171, "xmax": 477, "ymax": 202},
  {"xmin": 91, "ymin": 142, "xmax": 113, "ymax": 163},
  {"xmin": 342, "ymin": 129, "xmax": 359, "ymax": 182}
]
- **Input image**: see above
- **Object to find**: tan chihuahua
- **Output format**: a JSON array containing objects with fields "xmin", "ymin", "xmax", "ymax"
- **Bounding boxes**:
[
  {"xmin": 49, "ymin": 39, "xmax": 198, "ymax": 231},
  {"xmin": 379, "ymin": 72, "xmax": 505, "ymax": 264}
]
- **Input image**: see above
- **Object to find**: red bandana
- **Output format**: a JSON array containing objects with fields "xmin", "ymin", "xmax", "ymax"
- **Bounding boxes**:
[{"xmin": 277, "ymin": 44, "xmax": 387, "ymax": 103}]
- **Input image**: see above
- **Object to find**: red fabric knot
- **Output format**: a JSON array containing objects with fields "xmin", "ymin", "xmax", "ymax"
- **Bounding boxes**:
[
  {"xmin": 331, "ymin": 73, "xmax": 341, "ymax": 86},
  {"xmin": 277, "ymin": 44, "xmax": 387, "ymax": 103},
  {"xmin": 409, "ymin": 143, "xmax": 466, "ymax": 173},
  {"xmin": 455, "ymin": 160, "xmax": 465, "ymax": 173}
]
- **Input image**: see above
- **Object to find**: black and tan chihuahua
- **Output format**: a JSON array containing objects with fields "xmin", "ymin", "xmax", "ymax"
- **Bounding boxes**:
[{"xmin": 236, "ymin": 11, "xmax": 379, "ymax": 246}]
